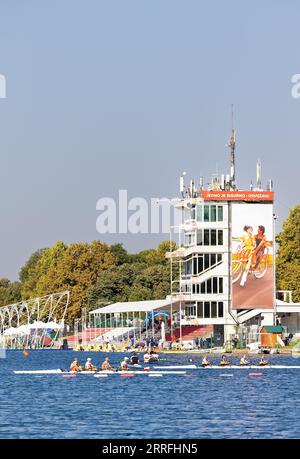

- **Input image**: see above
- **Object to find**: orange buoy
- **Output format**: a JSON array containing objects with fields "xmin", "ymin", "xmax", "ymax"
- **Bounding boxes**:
[{"xmin": 22, "ymin": 350, "xmax": 29, "ymax": 357}]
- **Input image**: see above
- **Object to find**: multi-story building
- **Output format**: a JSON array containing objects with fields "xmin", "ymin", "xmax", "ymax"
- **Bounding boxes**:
[
  {"xmin": 167, "ymin": 128, "xmax": 300, "ymax": 345},
  {"xmin": 90, "ymin": 128, "xmax": 300, "ymax": 347}
]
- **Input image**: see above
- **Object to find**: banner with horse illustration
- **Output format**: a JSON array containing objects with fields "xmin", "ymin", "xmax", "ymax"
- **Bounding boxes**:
[{"xmin": 231, "ymin": 203, "xmax": 274, "ymax": 309}]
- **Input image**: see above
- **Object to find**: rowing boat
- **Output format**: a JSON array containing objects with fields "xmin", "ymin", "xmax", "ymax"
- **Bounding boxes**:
[
  {"xmin": 154, "ymin": 365, "xmax": 300, "ymax": 370},
  {"xmin": 13, "ymin": 369, "xmax": 186, "ymax": 375}
]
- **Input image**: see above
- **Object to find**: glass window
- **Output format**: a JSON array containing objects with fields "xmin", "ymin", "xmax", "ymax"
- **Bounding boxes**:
[
  {"xmin": 211, "ymin": 253, "xmax": 216, "ymax": 266},
  {"xmin": 219, "ymin": 278, "xmax": 223, "ymax": 293},
  {"xmin": 218, "ymin": 302, "xmax": 224, "ymax": 317},
  {"xmin": 213, "ymin": 277, "xmax": 218, "ymax": 293},
  {"xmin": 207, "ymin": 279, "xmax": 212, "ymax": 294},
  {"xmin": 197, "ymin": 205, "xmax": 203, "ymax": 222},
  {"xmin": 204, "ymin": 302, "xmax": 210, "ymax": 318},
  {"xmin": 217, "ymin": 206, "xmax": 223, "ymax": 221},
  {"xmin": 218, "ymin": 230, "xmax": 223, "ymax": 245},
  {"xmin": 204, "ymin": 254, "xmax": 210, "ymax": 270},
  {"xmin": 211, "ymin": 302, "xmax": 217, "ymax": 318},
  {"xmin": 204, "ymin": 229, "xmax": 210, "ymax": 245},
  {"xmin": 186, "ymin": 259, "xmax": 192, "ymax": 276},
  {"xmin": 217, "ymin": 254, "xmax": 222, "ymax": 263},
  {"xmin": 201, "ymin": 282, "xmax": 205, "ymax": 294},
  {"xmin": 198, "ymin": 256, "xmax": 203, "ymax": 274},
  {"xmin": 197, "ymin": 302, "xmax": 203, "ymax": 318},
  {"xmin": 204, "ymin": 205, "xmax": 210, "ymax": 222},
  {"xmin": 191, "ymin": 206, "xmax": 196, "ymax": 220},
  {"xmin": 210, "ymin": 205, "xmax": 216, "ymax": 222},
  {"xmin": 197, "ymin": 229, "xmax": 203, "ymax": 245},
  {"xmin": 193, "ymin": 257, "xmax": 197, "ymax": 275},
  {"xmin": 211, "ymin": 229, "xmax": 217, "ymax": 245}
]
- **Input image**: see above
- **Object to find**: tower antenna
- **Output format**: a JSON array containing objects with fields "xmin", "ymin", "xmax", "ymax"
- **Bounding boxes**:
[{"xmin": 227, "ymin": 105, "xmax": 236, "ymax": 190}]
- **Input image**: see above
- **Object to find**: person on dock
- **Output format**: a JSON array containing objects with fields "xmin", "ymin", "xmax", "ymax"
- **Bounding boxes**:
[
  {"xmin": 85, "ymin": 357, "xmax": 97, "ymax": 371},
  {"xmin": 70, "ymin": 358, "xmax": 82, "ymax": 372},
  {"xmin": 240, "ymin": 355, "xmax": 250, "ymax": 365},
  {"xmin": 220, "ymin": 355, "xmax": 230, "ymax": 366},
  {"xmin": 101, "ymin": 357, "xmax": 114, "ymax": 371},
  {"xmin": 119, "ymin": 357, "xmax": 130, "ymax": 370},
  {"xmin": 259, "ymin": 356, "xmax": 269, "ymax": 366},
  {"xmin": 130, "ymin": 352, "xmax": 139, "ymax": 365},
  {"xmin": 201, "ymin": 355, "xmax": 210, "ymax": 367}
]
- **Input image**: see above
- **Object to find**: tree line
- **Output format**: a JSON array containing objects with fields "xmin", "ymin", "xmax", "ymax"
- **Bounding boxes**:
[{"xmin": 0, "ymin": 240, "xmax": 177, "ymax": 320}]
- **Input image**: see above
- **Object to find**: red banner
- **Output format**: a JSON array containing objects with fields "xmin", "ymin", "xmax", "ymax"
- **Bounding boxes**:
[{"xmin": 201, "ymin": 190, "xmax": 274, "ymax": 202}]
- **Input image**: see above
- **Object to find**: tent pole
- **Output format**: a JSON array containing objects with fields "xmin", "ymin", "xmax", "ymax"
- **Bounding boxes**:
[{"xmin": 152, "ymin": 310, "xmax": 154, "ymax": 340}]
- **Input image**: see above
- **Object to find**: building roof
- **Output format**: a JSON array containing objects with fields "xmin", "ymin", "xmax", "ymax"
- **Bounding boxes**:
[
  {"xmin": 261, "ymin": 326, "xmax": 284, "ymax": 333},
  {"xmin": 89, "ymin": 299, "xmax": 181, "ymax": 315}
]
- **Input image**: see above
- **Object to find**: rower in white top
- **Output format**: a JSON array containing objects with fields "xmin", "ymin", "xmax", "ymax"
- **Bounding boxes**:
[{"xmin": 240, "ymin": 355, "xmax": 250, "ymax": 366}]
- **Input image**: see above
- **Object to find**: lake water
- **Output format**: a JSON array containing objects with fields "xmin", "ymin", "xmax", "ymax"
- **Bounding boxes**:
[{"xmin": 0, "ymin": 350, "xmax": 299, "ymax": 439}]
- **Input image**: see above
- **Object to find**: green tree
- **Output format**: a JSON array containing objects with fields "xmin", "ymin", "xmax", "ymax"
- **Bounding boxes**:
[
  {"xmin": 0, "ymin": 279, "xmax": 22, "ymax": 306},
  {"xmin": 19, "ymin": 248, "xmax": 47, "ymax": 299},
  {"xmin": 49, "ymin": 241, "xmax": 116, "ymax": 319},
  {"xmin": 276, "ymin": 204, "xmax": 300, "ymax": 302}
]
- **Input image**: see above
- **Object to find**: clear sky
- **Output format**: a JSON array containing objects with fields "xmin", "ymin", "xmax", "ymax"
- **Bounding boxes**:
[{"xmin": 0, "ymin": 0, "xmax": 300, "ymax": 280}]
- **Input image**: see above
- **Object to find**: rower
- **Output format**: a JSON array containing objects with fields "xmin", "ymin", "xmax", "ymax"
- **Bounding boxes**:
[
  {"xmin": 144, "ymin": 351, "xmax": 151, "ymax": 363},
  {"xmin": 101, "ymin": 356, "xmax": 113, "ymax": 371},
  {"xmin": 201, "ymin": 355, "xmax": 210, "ymax": 367},
  {"xmin": 70, "ymin": 358, "xmax": 81, "ymax": 372},
  {"xmin": 220, "ymin": 355, "xmax": 230, "ymax": 366},
  {"xmin": 149, "ymin": 351, "xmax": 159, "ymax": 362},
  {"xmin": 120, "ymin": 357, "xmax": 130, "ymax": 370},
  {"xmin": 259, "ymin": 356, "xmax": 268, "ymax": 366},
  {"xmin": 130, "ymin": 352, "xmax": 139, "ymax": 365},
  {"xmin": 240, "ymin": 355, "xmax": 250, "ymax": 366},
  {"xmin": 85, "ymin": 357, "xmax": 96, "ymax": 371}
]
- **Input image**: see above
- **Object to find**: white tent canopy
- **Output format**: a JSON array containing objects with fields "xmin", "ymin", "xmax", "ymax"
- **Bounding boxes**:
[{"xmin": 89, "ymin": 299, "xmax": 181, "ymax": 315}]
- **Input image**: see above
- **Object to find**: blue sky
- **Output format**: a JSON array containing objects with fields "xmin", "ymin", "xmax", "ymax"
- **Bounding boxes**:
[{"xmin": 0, "ymin": 0, "xmax": 300, "ymax": 280}]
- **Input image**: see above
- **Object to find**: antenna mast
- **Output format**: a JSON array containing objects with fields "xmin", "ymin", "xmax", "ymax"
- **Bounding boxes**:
[{"xmin": 228, "ymin": 105, "xmax": 237, "ymax": 190}]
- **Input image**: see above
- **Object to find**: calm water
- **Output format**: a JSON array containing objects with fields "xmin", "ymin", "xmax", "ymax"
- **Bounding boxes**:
[{"xmin": 0, "ymin": 350, "xmax": 299, "ymax": 439}]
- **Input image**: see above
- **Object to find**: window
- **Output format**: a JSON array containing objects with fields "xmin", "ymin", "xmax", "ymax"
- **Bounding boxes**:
[
  {"xmin": 211, "ymin": 253, "xmax": 216, "ymax": 266},
  {"xmin": 204, "ymin": 302, "xmax": 210, "ymax": 318},
  {"xmin": 196, "ymin": 301, "xmax": 224, "ymax": 318},
  {"xmin": 213, "ymin": 277, "xmax": 218, "ymax": 293},
  {"xmin": 204, "ymin": 254, "xmax": 210, "ymax": 270},
  {"xmin": 204, "ymin": 229, "xmax": 210, "ymax": 245},
  {"xmin": 207, "ymin": 278, "xmax": 212, "ymax": 294},
  {"xmin": 197, "ymin": 302, "xmax": 203, "ymax": 317},
  {"xmin": 197, "ymin": 230, "xmax": 203, "ymax": 245},
  {"xmin": 219, "ymin": 278, "xmax": 223, "ymax": 293},
  {"xmin": 195, "ymin": 204, "xmax": 224, "ymax": 222},
  {"xmin": 204, "ymin": 205, "xmax": 210, "ymax": 222},
  {"xmin": 217, "ymin": 206, "xmax": 223, "ymax": 221},
  {"xmin": 210, "ymin": 205, "xmax": 216, "ymax": 222},
  {"xmin": 192, "ymin": 277, "xmax": 224, "ymax": 295},
  {"xmin": 211, "ymin": 302, "xmax": 217, "ymax": 318},
  {"xmin": 218, "ymin": 230, "xmax": 223, "ymax": 245},
  {"xmin": 218, "ymin": 302, "xmax": 224, "ymax": 317},
  {"xmin": 199, "ymin": 229, "xmax": 223, "ymax": 246},
  {"xmin": 211, "ymin": 229, "xmax": 217, "ymax": 245},
  {"xmin": 185, "ymin": 231, "xmax": 196, "ymax": 247},
  {"xmin": 197, "ymin": 205, "xmax": 203, "ymax": 222},
  {"xmin": 183, "ymin": 254, "xmax": 223, "ymax": 277},
  {"xmin": 186, "ymin": 303, "xmax": 196, "ymax": 317}
]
